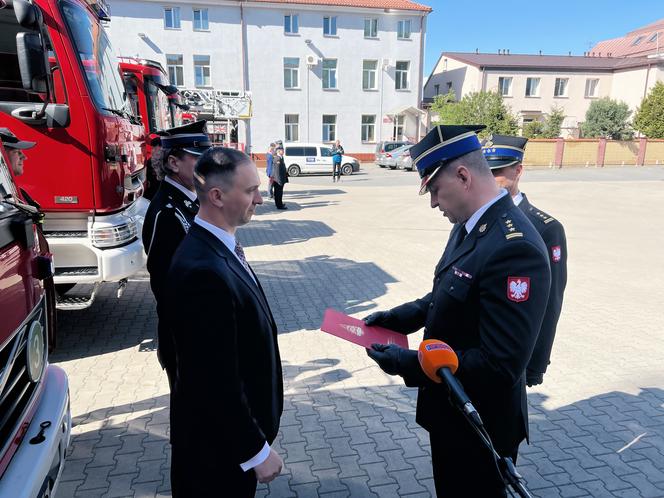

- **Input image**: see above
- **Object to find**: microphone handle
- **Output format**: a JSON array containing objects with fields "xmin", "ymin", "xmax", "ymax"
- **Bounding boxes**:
[{"xmin": 438, "ymin": 367, "xmax": 484, "ymax": 427}]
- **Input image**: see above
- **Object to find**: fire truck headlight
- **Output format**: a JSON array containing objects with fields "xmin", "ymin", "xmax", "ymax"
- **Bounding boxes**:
[
  {"xmin": 26, "ymin": 321, "xmax": 46, "ymax": 383},
  {"xmin": 91, "ymin": 219, "xmax": 138, "ymax": 248}
]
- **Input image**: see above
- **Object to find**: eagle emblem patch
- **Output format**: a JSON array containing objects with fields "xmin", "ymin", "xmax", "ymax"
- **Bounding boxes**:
[
  {"xmin": 507, "ymin": 277, "xmax": 530, "ymax": 302},
  {"xmin": 551, "ymin": 246, "xmax": 561, "ymax": 263}
]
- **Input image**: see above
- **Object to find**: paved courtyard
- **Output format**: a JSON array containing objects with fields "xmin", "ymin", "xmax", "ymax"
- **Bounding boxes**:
[{"xmin": 51, "ymin": 164, "xmax": 664, "ymax": 497}]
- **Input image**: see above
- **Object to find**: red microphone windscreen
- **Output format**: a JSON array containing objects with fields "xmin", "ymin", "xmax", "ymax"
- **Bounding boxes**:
[{"xmin": 418, "ymin": 339, "xmax": 459, "ymax": 383}]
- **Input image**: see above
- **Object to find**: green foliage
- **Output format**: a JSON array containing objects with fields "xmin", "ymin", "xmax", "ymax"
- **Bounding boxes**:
[
  {"xmin": 431, "ymin": 90, "xmax": 518, "ymax": 138},
  {"xmin": 580, "ymin": 97, "xmax": 633, "ymax": 140},
  {"xmin": 633, "ymin": 82, "xmax": 664, "ymax": 139},
  {"xmin": 523, "ymin": 121, "xmax": 545, "ymax": 138},
  {"xmin": 542, "ymin": 105, "xmax": 565, "ymax": 138}
]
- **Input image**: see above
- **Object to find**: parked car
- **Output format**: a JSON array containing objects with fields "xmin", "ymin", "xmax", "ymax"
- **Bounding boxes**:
[
  {"xmin": 396, "ymin": 147, "xmax": 417, "ymax": 171},
  {"xmin": 375, "ymin": 140, "xmax": 413, "ymax": 167},
  {"xmin": 283, "ymin": 143, "xmax": 360, "ymax": 177},
  {"xmin": 383, "ymin": 144, "xmax": 414, "ymax": 170}
]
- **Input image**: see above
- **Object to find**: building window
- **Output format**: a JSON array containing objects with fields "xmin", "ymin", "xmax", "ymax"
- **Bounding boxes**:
[
  {"xmin": 285, "ymin": 114, "xmax": 299, "ymax": 142},
  {"xmin": 632, "ymin": 35, "xmax": 645, "ymax": 46},
  {"xmin": 446, "ymin": 81, "xmax": 452, "ymax": 92},
  {"xmin": 434, "ymin": 84, "xmax": 440, "ymax": 95},
  {"xmin": 193, "ymin": 9, "xmax": 209, "ymax": 31},
  {"xmin": 364, "ymin": 18, "xmax": 378, "ymax": 38},
  {"xmin": 648, "ymin": 32, "xmax": 660, "ymax": 43},
  {"xmin": 585, "ymin": 78, "xmax": 599, "ymax": 98},
  {"xmin": 397, "ymin": 19, "xmax": 411, "ymax": 39},
  {"xmin": 322, "ymin": 59, "xmax": 337, "ymax": 89},
  {"xmin": 525, "ymin": 77, "xmax": 540, "ymax": 97},
  {"xmin": 554, "ymin": 78, "xmax": 569, "ymax": 97},
  {"xmin": 498, "ymin": 76, "xmax": 512, "ymax": 96},
  {"xmin": 164, "ymin": 7, "xmax": 181, "ymax": 29},
  {"xmin": 362, "ymin": 60, "xmax": 377, "ymax": 90},
  {"xmin": 361, "ymin": 115, "xmax": 376, "ymax": 142},
  {"xmin": 166, "ymin": 54, "xmax": 184, "ymax": 86},
  {"xmin": 322, "ymin": 115, "xmax": 336, "ymax": 142},
  {"xmin": 284, "ymin": 14, "xmax": 299, "ymax": 34},
  {"xmin": 283, "ymin": 57, "xmax": 299, "ymax": 89},
  {"xmin": 323, "ymin": 16, "xmax": 337, "ymax": 36},
  {"xmin": 395, "ymin": 61, "xmax": 409, "ymax": 90},
  {"xmin": 392, "ymin": 115, "xmax": 405, "ymax": 140},
  {"xmin": 194, "ymin": 55, "xmax": 211, "ymax": 87}
]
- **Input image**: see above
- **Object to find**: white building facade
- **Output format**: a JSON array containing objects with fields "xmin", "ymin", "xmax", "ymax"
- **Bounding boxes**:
[{"xmin": 107, "ymin": 0, "xmax": 431, "ymax": 158}]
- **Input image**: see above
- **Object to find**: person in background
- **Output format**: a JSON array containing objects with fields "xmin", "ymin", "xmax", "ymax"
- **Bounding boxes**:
[
  {"xmin": 332, "ymin": 139, "xmax": 344, "ymax": 182},
  {"xmin": 271, "ymin": 147, "xmax": 288, "ymax": 210},
  {"xmin": 483, "ymin": 135, "xmax": 567, "ymax": 387},
  {"xmin": 266, "ymin": 143, "xmax": 275, "ymax": 199}
]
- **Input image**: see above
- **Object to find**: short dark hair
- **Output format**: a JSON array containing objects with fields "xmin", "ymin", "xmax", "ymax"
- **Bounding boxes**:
[{"xmin": 194, "ymin": 147, "xmax": 252, "ymax": 198}]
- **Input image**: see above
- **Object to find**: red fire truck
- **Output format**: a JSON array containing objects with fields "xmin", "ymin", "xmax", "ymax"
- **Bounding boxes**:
[
  {"xmin": 0, "ymin": 0, "xmax": 147, "ymax": 309},
  {"xmin": 0, "ymin": 139, "xmax": 70, "ymax": 498}
]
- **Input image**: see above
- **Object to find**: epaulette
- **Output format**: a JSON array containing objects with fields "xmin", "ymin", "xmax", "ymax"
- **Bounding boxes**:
[
  {"xmin": 500, "ymin": 214, "xmax": 524, "ymax": 241},
  {"xmin": 528, "ymin": 207, "xmax": 556, "ymax": 225}
]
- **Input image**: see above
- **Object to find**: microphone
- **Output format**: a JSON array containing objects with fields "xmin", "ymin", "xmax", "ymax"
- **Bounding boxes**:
[{"xmin": 418, "ymin": 340, "xmax": 484, "ymax": 427}]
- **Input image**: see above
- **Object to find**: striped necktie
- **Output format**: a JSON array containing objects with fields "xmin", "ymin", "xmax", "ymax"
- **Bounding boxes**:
[{"xmin": 234, "ymin": 240, "xmax": 252, "ymax": 274}]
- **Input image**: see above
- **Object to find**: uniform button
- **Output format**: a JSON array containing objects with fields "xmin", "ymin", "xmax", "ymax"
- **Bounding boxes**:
[
  {"xmin": 429, "ymin": 302, "xmax": 434, "ymax": 308},
  {"xmin": 450, "ymin": 285, "xmax": 455, "ymax": 291}
]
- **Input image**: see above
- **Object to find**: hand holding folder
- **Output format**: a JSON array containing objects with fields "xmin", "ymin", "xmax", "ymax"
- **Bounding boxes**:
[{"xmin": 320, "ymin": 308, "xmax": 408, "ymax": 349}]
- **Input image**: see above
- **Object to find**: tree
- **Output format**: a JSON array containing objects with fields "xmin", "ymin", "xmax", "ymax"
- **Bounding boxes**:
[
  {"xmin": 580, "ymin": 97, "xmax": 633, "ymax": 140},
  {"xmin": 542, "ymin": 105, "xmax": 565, "ymax": 138},
  {"xmin": 431, "ymin": 90, "xmax": 519, "ymax": 138},
  {"xmin": 633, "ymin": 81, "xmax": 664, "ymax": 139},
  {"xmin": 523, "ymin": 121, "xmax": 545, "ymax": 138}
]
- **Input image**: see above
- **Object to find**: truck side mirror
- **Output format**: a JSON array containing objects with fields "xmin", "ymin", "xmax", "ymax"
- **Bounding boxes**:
[
  {"xmin": 158, "ymin": 83, "xmax": 179, "ymax": 96},
  {"xmin": 13, "ymin": 0, "xmax": 42, "ymax": 31},
  {"xmin": 16, "ymin": 32, "xmax": 48, "ymax": 93}
]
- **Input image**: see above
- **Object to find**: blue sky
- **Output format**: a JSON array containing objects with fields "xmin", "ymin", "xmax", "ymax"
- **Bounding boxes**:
[{"xmin": 423, "ymin": 0, "xmax": 663, "ymax": 74}]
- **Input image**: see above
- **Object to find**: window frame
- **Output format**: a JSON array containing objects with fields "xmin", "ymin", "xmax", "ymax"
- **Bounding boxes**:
[
  {"xmin": 362, "ymin": 59, "xmax": 378, "ymax": 91},
  {"xmin": 498, "ymin": 76, "xmax": 512, "ymax": 97},
  {"xmin": 284, "ymin": 14, "xmax": 299, "ymax": 34},
  {"xmin": 193, "ymin": 54, "xmax": 211, "ymax": 87},
  {"xmin": 397, "ymin": 19, "xmax": 411, "ymax": 40},
  {"xmin": 395, "ymin": 60, "xmax": 410, "ymax": 90},
  {"xmin": 284, "ymin": 114, "xmax": 299, "ymax": 142},
  {"xmin": 323, "ymin": 16, "xmax": 337, "ymax": 36},
  {"xmin": 322, "ymin": 59, "xmax": 338, "ymax": 90},
  {"xmin": 166, "ymin": 54, "xmax": 184, "ymax": 87},
  {"xmin": 283, "ymin": 57, "xmax": 300, "ymax": 90},
  {"xmin": 361, "ymin": 114, "xmax": 376, "ymax": 143},
  {"xmin": 322, "ymin": 114, "xmax": 337, "ymax": 142},
  {"xmin": 364, "ymin": 18, "xmax": 378, "ymax": 38},
  {"xmin": 525, "ymin": 77, "xmax": 541, "ymax": 98},
  {"xmin": 164, "ymin": 7, "xmax": 181, "ymax": 30},
  {"xmin": 585, "ymin": 78, "xmax": 599, "ymax": 98},
  {"xmin": 193, "ymin": 8, "xmax": 209, "ymax": 31},
  {"xmin": 554, "ymin": 77, "xmax": 569, "ymax": 98}
]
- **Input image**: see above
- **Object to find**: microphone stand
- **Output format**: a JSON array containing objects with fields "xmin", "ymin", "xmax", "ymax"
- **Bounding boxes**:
[{"xmin": 438, "ymin": 371, "xmax": 532, "ymax": 498}]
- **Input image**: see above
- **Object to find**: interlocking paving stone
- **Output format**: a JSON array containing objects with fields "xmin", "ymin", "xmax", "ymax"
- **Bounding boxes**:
[{"xmin": 52, "ymin": 167, "xmax": 664, "ymax": 497}]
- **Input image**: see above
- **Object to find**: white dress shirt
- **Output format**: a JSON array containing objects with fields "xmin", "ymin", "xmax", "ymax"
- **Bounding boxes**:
[
  {"xmin": 464, "ymin": 188, "xmax": 508, "ymax": 234},
  {"xmin": 163, "ymin": 175, "xmax": 197, "ymax": 202}
]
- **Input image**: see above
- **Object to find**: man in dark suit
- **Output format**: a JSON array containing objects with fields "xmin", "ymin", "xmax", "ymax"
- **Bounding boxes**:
[
  {"xmin": 364, "ymin": 125, "xmax": 551, "ymax": 497},
  {"xmin": 270, "ymin": 147, "xmax": 288, "ymax": 209},
  {"xmin": 167, "ymin": 147, "xmax": 284, "ymax": 496},
  {"xmin": 483, "ymin": 135, "xmax": 568, "ymax": 386},
  {"xmin": 142, "ymin": 120, "xmax": 210, "ymax": 386}
]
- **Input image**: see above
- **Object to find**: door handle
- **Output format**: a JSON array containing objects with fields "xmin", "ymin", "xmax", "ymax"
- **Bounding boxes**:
[{"xmin": 11, "ymin": 106, "xmax": 46, "ymax": 125}]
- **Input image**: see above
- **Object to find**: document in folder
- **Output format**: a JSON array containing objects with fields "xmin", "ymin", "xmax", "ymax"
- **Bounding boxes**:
[{"xmin": 320, "ymin": 308, "xmax": 408, "ymax": 349}]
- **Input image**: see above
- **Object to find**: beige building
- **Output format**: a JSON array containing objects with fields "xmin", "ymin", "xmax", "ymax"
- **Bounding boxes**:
[{"xmin": 423, "ymin": 51, "xmax": 664, "ymax": 137}]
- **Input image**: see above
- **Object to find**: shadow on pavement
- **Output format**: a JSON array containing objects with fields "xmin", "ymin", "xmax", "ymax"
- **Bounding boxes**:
[
  {"xmin": 57, "ymin": 353, "xmax": 664, "ymax": 497},
  {"xmin": 253, "ymin": 255, "xmax": 398, "ymax": 333},
  {"xmin": 237, "ymin": 219, "xmax": 335, "ymax": 248}
]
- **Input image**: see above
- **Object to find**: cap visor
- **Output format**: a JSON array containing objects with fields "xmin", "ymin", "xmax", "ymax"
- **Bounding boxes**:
[
  {"xmin": 6, "ymin": 140, "xmax": 36, "ymax": 150},
  {"xmin": 418, "ymin": 164, "xmax": 443, "ymax": 195},
  {"xmin": 488, "ymin": 159, "xmax": 519, "ymax": 170},
  {"xmin": 182, "ymin": 146, "xmax": 211, "ymax": 156}
]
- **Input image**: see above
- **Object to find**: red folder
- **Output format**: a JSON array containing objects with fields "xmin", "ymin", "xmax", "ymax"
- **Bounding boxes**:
[{"xmin": 320, "ymin": 308, "xmax": 408, "ymax": 349}]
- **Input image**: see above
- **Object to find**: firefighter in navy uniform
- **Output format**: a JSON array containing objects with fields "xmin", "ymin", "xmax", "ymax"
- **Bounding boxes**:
[
  {"xmin": 483, "ymin": 135, "xmax": 568, "ymax": 386},
  {"xmin": 142, "ymin": 120, "xmax": 211, "ymax": 387},
  {"xmin": 364, "ymin": 125, "xmax": 551, "ymax": 497}
]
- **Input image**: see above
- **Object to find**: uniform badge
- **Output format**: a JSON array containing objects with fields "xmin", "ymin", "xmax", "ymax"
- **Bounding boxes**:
[
  {"xmin": 507, "ymin": 277, "xmax": 530, "ymax": 302},
  {"xmin": 479, "ymin": 223, "xmax": 487, "ymax": 233},
  {"xmin": 551, "ymin": 246, "xmax": 561, "ymax": 263}
]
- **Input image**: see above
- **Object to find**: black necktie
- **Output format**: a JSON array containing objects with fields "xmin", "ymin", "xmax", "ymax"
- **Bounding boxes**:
[{"xmin": 449, "ymin": 223, "xmax": 466, "ymax": 251}]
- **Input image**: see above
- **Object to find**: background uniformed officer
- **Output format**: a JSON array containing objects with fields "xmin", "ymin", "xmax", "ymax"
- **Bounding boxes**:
[
  {"xmin": 484, "ymin": 135, "xmax": 568, "ymax": 386},
  {"xmin": 142, "ymin": 120, "xmax": 211, "ymax": 386},
  {"xmin": 364, "ymin": 125, "xmax": 551, "ymax": 497}
]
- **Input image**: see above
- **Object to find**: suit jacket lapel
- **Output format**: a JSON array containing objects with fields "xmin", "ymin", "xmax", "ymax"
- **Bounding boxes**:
[{"xmin": 191, "ymin": 225, "xmax": 274, "ymax": 322}]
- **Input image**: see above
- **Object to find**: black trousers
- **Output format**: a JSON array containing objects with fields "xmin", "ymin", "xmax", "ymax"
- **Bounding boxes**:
[
  {"xmin": 430, "ymin": 430, "xmax": 516, "ymax": 498},
  {"xmin": 333, "ymin": 162, "xmax": 341, "ymax": 180},
  {"xmin": 273, "ymin": 183, "xmax": 284, "ymax": 208}
]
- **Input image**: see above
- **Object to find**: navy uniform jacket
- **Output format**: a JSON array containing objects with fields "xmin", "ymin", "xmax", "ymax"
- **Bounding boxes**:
[
  {"xmin": 519, "ymin": 193, "xmax": 567, "ymax": 380},
  {"xmin": 142, "ymin": 180, "xmax": 198, "ymax": 376},
  {"xmin": 166, "ymin": 223, "xmax": 283, "ymax": 493},
  {"xmin": 386, "ymin": 194, "xmax": 551, "ymax": 453}
]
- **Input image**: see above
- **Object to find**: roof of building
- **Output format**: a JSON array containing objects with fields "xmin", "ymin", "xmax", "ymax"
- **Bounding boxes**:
[
  {"xmin": 440, "ymin": 51, "xmax": 660, "ymax": 71},
  {"xmin": 591, "ymin": 18, "xmax": 664, "ymax": 58},
  {"xmin": 246, "ymin": 0, "xmax": 432, "ymax": 12}
]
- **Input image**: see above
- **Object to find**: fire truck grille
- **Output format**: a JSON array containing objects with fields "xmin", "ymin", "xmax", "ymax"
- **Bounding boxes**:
[{"xmin": 0, "ymin": 305, "xmax": 42, "ymax": 454}]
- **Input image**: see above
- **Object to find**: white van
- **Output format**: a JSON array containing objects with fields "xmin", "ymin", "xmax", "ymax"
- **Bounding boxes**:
[{"xmin": 282, "ymin": 143, "xmax": 361, "ymax": 177}]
